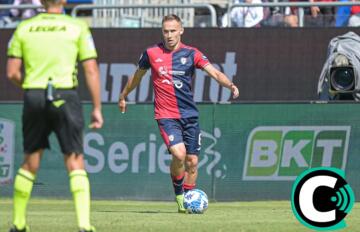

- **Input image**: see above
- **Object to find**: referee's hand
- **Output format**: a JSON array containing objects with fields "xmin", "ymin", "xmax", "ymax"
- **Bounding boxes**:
[
  {"xmin": 118, "ymin": 97, "xmax": 126, "ymax": 113},
  {"xmin": 89, "ymin": 108, "xmax": 103, "ymax": 129}
]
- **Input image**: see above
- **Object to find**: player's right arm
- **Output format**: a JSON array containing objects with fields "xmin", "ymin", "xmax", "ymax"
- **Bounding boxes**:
[
  {"xmin": 119, "ymin": 50, "xmax": 150, "ymax": 113},
  {"xmin": 7, "ymin": 27, "xmax": 23, "ymax": 88},
  {"xmin": 118, "ymin": 68, "xmax": 147, "ymax": 113}
]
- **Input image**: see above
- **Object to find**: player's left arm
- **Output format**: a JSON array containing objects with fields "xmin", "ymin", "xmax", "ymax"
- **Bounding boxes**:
[
  {"xmin": 203, "ymin": 64, "xmax": 239, "ymax": 99},
  {"xmin": 6, "ymin": 58, "xmax": 23, "ymax": 88}
]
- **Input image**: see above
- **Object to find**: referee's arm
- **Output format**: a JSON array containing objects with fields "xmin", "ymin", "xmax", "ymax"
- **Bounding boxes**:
[
  {"xmin": 82, "ymin": 59, "xmax": 103, "ymax": 129},
  {"xmin": 6, "ymin": 58, "xmax": 23, "ymax": 88}
]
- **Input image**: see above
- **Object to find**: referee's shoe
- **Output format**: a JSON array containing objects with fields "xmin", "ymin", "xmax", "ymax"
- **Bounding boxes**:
[
  {"xmin": 79, "ymin": 226, "xmax": 96, "ymax": 232},
  {"xmin": 9, "ymin": 225, "xmax": 30, "ymax": 232}
]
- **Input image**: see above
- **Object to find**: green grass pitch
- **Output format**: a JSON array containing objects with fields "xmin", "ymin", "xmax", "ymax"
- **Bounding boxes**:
[{"xmin": 1, "ymin": 199, "xmax": 360, "ymax": 232}]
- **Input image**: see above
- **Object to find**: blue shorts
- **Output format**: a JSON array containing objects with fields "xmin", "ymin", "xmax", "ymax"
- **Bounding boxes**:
[{"xmin": 157, "ymin": 117, "xmax": 201, "ymax": 155}]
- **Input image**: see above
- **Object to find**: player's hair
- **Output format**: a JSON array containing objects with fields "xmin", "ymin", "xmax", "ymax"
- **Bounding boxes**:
[
  {"xmin": 162, "ymin": 14, "xmax": 182, "ymax": 26},
  {"xmin": 41, "ymin": 0, "xmax": 63, "ymax": 8}
]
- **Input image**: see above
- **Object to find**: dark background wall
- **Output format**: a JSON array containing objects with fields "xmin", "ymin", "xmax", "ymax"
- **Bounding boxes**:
[{"xmin": 1, "ymin": 28, "xmax": 359, "ymax": 102}]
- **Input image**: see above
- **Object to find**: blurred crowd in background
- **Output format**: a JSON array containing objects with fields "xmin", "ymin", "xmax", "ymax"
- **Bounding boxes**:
[{"xmin": 0, "ymin": 0, "xmax": 360, "ymax": 28}]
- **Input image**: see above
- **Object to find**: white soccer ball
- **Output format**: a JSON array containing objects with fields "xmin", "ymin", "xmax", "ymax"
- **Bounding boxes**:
[{"xmin": 184, "ymin": 189, "xmax": 208, "ymax": 214}]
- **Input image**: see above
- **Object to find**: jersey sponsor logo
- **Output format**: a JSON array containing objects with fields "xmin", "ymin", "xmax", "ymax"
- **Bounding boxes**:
[
  {"xmin": 29, "ymin": 25, "xmax": 66, "ymax": 32},
  {"xmin": 0, "ymin": 118, "xmax": 15, "ymax": 185},
  {"xmin": 158, "ymin": 66, "xmax": 185, "ymax": 77},
  {"xmin": 173, "ymin": 80, "xmax": 183, "ymax": 89},
  {"xmin": 161, "ymin": 79, "xmax": 184, "ymax": 89},
  {"xmin": 158, "ymin": 66, "xmax": 170, "ymax": 78},
  {"xmin": 161, "ymin": 79, "xmax": 183, "ymax": 89},
  {"xmin": 155, "ymin": 58, "xmax": 163, "ymax": 63},
  {"xmin": 161, "ymin": 79, "xmax": 171, "ymax": 85},
  {"xmin": 243, "ymin": 126, "xmax": 350, "ymax": 181},
  {"xmin": 171, "ymin": 70, "xmax": 185, "ymax": 76}
]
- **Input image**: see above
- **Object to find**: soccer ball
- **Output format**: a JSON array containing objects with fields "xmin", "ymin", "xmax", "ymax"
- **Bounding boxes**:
[{"xmin": 184, "ymin": 189, "xmax": 208, "ymax": 214}]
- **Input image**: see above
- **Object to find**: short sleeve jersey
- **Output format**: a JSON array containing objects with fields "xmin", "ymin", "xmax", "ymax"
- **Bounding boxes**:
[
  {"xmin": 138, "ymin": 43, "xmax": 209, "ymax": 119},
  {"xmin": 7, "ymin": 13, "xmax": 97, "ymax": 89}
]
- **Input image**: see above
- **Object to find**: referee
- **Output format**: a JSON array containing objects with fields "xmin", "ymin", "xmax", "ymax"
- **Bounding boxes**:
[{"xmin": 6, "ymin": 0, "xmax": 103, "ymax": 231}]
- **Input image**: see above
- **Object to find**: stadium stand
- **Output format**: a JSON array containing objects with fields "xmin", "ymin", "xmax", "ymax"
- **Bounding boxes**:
[
  {"xmin": 2, "ymin": 1, "xmax": 360, "ymax": 28},
  {"xmin": 91, "ymin": 0, "xmax": 195, "ymax": 27}
]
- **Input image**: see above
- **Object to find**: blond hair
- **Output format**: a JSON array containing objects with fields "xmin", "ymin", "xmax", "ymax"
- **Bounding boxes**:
[{"xmin": 162, "ymin": 14, "xmax": 182, "ymax": 25}]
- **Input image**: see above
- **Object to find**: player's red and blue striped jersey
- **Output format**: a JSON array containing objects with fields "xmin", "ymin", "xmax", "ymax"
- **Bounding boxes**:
[{"xmin": 138, "ymin": 42, "xmax": 210, "ymax": 119}]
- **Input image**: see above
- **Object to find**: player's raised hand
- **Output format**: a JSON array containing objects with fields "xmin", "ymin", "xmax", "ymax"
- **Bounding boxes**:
[
  {"xmin": 89, "ymin": 108, "xmax": 103, "ymax": 129},
  {"xmin": 118, "ymin": 97, "xmax": 127, "ymax": 113},
  {"xmin": 231, "ymin": 84, "xmax": 239, "ymax": 99}
]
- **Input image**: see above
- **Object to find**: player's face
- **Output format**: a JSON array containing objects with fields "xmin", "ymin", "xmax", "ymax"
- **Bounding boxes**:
[{"xmin": 162, "ymin": 20, "xmax": 183, "ymax": 50}]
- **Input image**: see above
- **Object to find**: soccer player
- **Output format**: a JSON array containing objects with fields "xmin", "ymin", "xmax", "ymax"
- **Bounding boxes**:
[
  {"xmin": 118, "ymin": 14, "xmax": 239, "ymax": 213},
  {"xmin": 6, "ymin": 0, "xmax": 103, "ymax": 231}
]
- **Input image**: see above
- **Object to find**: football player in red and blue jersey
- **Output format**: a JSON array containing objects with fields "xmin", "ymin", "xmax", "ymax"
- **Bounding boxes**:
[{"xmin": 119, "ymin": 14, "xmax": 239, "ymax": 213}]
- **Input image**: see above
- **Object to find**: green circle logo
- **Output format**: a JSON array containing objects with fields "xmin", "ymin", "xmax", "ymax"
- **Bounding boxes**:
[{"xmin": 291, "ymin": 167, "xmax": 355, "ymax": 230}]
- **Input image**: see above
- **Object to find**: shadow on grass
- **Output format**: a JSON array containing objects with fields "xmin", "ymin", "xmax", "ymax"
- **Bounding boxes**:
[{"xmin": 96, "ymin": 210, "xmax": 177, "ymax": 214}]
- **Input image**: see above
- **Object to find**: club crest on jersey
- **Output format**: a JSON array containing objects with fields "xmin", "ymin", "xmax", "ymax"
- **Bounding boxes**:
[
  {"xmin": 180, "ymin": 57, "xmax": 187, "ymax": 65},
  {"xmin": 169, "ymin": 135, "xmax": 174, "ymax": 142}
]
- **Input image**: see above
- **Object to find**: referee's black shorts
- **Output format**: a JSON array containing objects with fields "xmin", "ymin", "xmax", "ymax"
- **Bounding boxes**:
[{"xmin": 22, "ymin": 89, "xmax": 84, "ymax": 155}]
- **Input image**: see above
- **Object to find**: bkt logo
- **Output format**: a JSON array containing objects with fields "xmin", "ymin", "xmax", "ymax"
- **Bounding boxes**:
[{"xmin": 243, "ymin": 126, "xmax": 350, "ymax": 181}]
